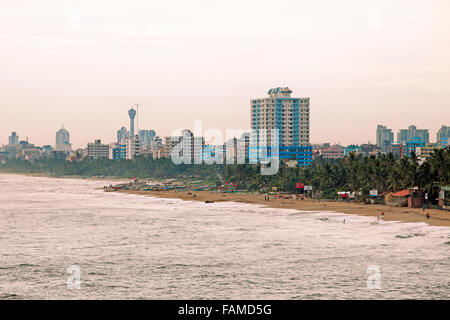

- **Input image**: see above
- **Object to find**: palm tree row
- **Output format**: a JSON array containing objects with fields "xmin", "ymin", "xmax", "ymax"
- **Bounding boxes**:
[
  {"xmin": 1, "ymin": 147, "xmax": 449, "ymax": 201},
  {"xmin": 223, "ymin": 147, "xmax": 450, "ymax": 200}
]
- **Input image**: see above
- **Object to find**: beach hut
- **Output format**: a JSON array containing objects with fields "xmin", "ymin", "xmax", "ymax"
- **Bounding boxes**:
[{"xmin": 386, "ymin": 188, "xmax": 424, "ymax": 208}]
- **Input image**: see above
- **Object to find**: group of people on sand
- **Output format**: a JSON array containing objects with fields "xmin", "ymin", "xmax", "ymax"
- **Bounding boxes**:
[
  {"xmin": 377, "ymin": 208, "xmax": 431, "ymax": 221},
  {"xmin": 264, "ymin": 195, "xmax": 270, "ymax": 202}
]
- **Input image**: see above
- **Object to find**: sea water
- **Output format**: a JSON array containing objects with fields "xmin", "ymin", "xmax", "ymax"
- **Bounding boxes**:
[{"xmin": 0, "ymin": 174, "xmax": 449, "ymax": 299}]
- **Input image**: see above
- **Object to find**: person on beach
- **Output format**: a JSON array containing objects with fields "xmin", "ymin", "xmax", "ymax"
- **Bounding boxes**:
[
  {"xmin": 426, "ymin": 212, "xmax": 431, "ymax": 220},
  {"xmin": 381, "ymin": 210, "xmax": 384, "ymax": 216},
  {"xmin": 422, "ymin": 205, "xmax": 425, "ymax": 212}
]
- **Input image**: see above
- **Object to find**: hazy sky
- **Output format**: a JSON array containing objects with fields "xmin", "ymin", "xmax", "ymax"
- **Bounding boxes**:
[{"xmin": 1, "ymin": 0, "xmax": 449, "ymax": 148}]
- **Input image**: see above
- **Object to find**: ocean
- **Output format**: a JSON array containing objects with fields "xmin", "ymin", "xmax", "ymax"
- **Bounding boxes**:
[{"xmin": 0, "ymin": 174, "xmax": 449, "ymax": 299}]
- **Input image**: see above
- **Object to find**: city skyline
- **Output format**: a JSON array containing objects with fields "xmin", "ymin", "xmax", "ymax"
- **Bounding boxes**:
[
  {"xmin": 2, "ymin": 0, "xmax": 450, "ymax": 304},
  {"xmin": 1, "ymin": 0, "xmax": 450, "ymax": 148},
  {"xmin": 2, "ymin": 112, "xmax": 448, "ymax": 150}
]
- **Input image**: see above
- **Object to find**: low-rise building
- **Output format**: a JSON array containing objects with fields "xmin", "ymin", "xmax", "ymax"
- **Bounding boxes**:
[
  {"xmin": 405, "ymin": 137, "xmax": 426, "ymax": 156},
  {"xmin": 112, "ymin": 143, "xmax": 127, "ymax": 160},
  {"xmin": 87, "ymin": 140, "xmax": 110, "ymax": 159},
  {"xmin": 417, "ymin": 143, "xmax": 442, "ymax": 159},
  {"xmin": 150, "ymin": 136, "xmax": 163, "ymax": 159},
  {"xmin": 344, "ymin": 145, "xmax": 362, "ymax": 156},
  {"xmin": 163, "ymin": 136, "xmax": 182, "ymax": 158},
  {"xmin": 318, "ymin": 145, "xmax": 344, "ymax": 159},
  {"xmin": 387, "ymin": 143, "xmax": 404, "ymax": 158},
  {"xmin": 360, "ymin": 144, "xmax": 381, "ymax": 156}
]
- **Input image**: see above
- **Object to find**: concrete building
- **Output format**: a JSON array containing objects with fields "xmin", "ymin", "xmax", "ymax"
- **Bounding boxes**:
[
  {"xmin": 163, "ymin": 136, "xmax": 182, "ymax": 158},
  {"xmin": 250, "ymin": 87, "xmax": 312, "ymax": 166},
  {"xmin": 8, "ymin": 132, "xmax": 19, "ymax": 145},
  {"xmin": 117, "ymin": 127, "xmax": 129, "ymax": 144},
  {"xmin": 437, "ymin": 125, "xmax": 449, "ymax": 147},
  {"xmin": 55, "ymin": 126, "xmax": 71, "ymax": 152},
  {"xmin": 387, "ymin": 143, "xmax": 404, "ymax": 158},
  {"xmin": 344, "ymin": 145, "xmax": 362, "ymax": 156},
  {"xmin": 224, "ymin": 132, "xmax": 250, "ymax": 163},
  {"xmin": 112, "ymin": 143, "xmax": 127, "ymax": 160},
  {"xmin": 318, "ymin": 145, "xmax": 345, "ymax": 159},
  {"xmin": 51, "ymin": 150, "xmax": 67, "ymax": 161},
  {"xmin": 417, "ymin": 143, "xmax": 442, "ymax": 160},
  {"xmin": 376, "ymin": 125, "xmax": 394, "ymax": 152},
  {"xmin": 138, "ymin": 130, "xmax": 156, "ymax": 150},
  {"xmin": 87, "ymin": 140, "xmax": 110, "ymax": 159},
  {"xmin": 405, "ymin": 137, "xmax": 426, "ymax": 156},
  {"xmin": 162, "ymin": 130, "xmax": 205, "ymax": 163},
  {"xmin": 125, "ymin": 136, "xmax": 141, "ymax": 160},
  {"xmin": 22, "ymin": 146, "xmax": 42, "ymax": 162},
  {"xmin": 361, "ymin": 143, "xmax": 381, "ymax": 156},
  {"xmin": 150, "ymin": 136, "xmax": 163, "ymax": 159},
  {"xmin": 397, "ymin": 125, "xmax": 429, "ymax": 144}
]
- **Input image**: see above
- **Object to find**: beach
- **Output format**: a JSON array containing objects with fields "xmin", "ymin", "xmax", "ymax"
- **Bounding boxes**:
[
  {"xmin": 2, "ymin": 171, "xmax": 449, "ymax": 227},
  {"xmin": 118, "ymin": 189, "xmax": 450, "ymax": 227},
  {"xmin": 2, "ymin": 173, "xmax": 450, "ymax": 299}
]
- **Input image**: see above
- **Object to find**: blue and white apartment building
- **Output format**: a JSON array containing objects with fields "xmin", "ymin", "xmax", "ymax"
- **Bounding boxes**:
[{"xmin": 250, "ymin": 87, "xmax": 312, "ymax": 166}]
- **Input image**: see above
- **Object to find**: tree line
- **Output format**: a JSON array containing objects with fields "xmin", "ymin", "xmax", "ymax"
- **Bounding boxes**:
[{"xmin": 1, "ymin": 147, "xmax": 449, "ymax": 201}]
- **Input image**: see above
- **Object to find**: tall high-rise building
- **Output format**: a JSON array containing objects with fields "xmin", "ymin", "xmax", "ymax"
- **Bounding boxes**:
[
  {"xmin": 125, "ymin": 136, "xmax": 141, "ymax": 160},
  {"xmin": 250, "ymin": 87, "xmax": 312, "ymax": 166},
  {"xmin": 436, "ymin": 125, "xmax": 450, "ymax": 147},
  {"xmin": 117, "ymin": 126, "xmax": 129, "ymax": 144},
  {"xmin": 8, "ymin": 132, "xmax": 19, "ymax": 145},
  {"xmin": 376, "ymin": 125, "xmax": 394, "ymax": 152},
  {"xmin": 138, "ymin": 129, "xmax": 156, "ymax": 150},
  {"xmin": 128, "ymin": 107, "xmax": 136, "ymax": 137},
  {"xmin": 55, "ymin": 126, "xmax": 71, "ymax": 152},
  {"xmin": 397, "ymin": 125, "xmax": 429, "ymax": 144}
]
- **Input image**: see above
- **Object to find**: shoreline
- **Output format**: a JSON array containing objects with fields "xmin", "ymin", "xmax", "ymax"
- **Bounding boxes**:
[
  {"xmin": 0, "ymin": 171, "xmax": 130, "ymax": 182},
  {"xmin": 117, "ymin": 189, "xmax": 450, "ymax": 227},
  {"xmin": 2, "ymin": 171, "xmax": 449, "ymax": 227}
]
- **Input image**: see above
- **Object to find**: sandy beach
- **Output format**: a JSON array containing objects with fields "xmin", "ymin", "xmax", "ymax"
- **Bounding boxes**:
[
  {"xmin": 118, "ymin": 189, "xmax": 450, "ymax": 227},
  {"xmin": 2, "ymin": 171, "xmax": 449, "ymax": 227}
]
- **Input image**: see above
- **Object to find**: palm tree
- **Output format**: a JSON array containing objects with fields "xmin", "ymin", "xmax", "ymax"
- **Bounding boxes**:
[{"xmin": 429, "ymin": 148, "xmax": 450, "ymax": 186}]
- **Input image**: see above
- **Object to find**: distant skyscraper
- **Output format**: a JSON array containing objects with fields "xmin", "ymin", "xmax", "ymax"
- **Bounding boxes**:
[
  {"xmin": 250, "ymin": 87, "xmax": 312, "ymax": 166},
  {"xmin": 436, "ymin": 125, "xmax": 450, "ymax": 147},
  {"xmin": 376, "ymin": 125, "xmax": 394, "ymax": 152},
  {"xmin": 117, "ymin": 126, "xmax": 130, "ymax": 144},
  {"xmin": 397, "ymin": 125, "xmax": 429, "ymax": 144},
  {"xmin": 55, "ymin": 126, "xmax": 71, "ymax": 152},
  {"xmin": 8, "ymin": 132, "xmax": 19, "ymax": 145},
  {"xmin": 128, "ymin": 107, "xmax": 136, "ymax": 137},
  {"xmin": 138, "ymin": 130, "xmax": 156, "ymax": 150}
]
